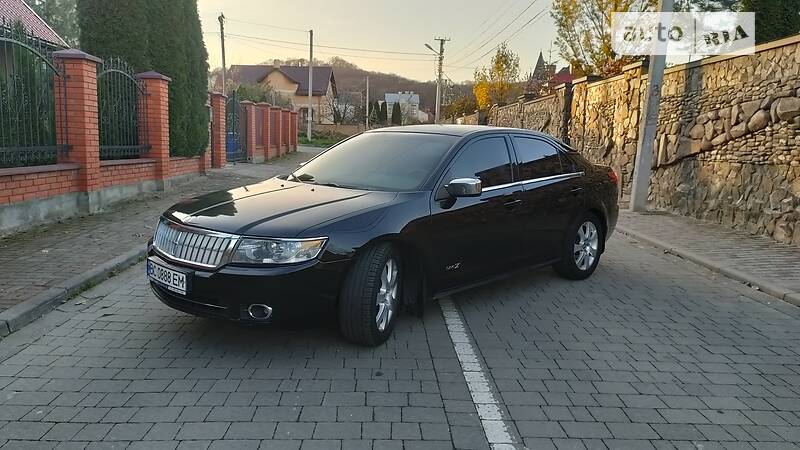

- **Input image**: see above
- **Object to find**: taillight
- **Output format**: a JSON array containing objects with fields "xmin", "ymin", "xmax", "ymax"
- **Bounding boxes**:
[{"xmin": 607, "ymin": 169, "xmax": 619, "ymax": 184}]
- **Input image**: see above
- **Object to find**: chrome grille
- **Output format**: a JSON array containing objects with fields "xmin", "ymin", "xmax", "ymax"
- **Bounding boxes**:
[{"xmin": 153, "ymin": 219, "xmax": 237, "ymax": 267}]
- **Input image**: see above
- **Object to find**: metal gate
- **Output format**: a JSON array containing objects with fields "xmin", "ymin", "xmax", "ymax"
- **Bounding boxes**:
[
  {"xmin": 225, "ymin": 93, "xmax": 247, "ymax": 162},
  {"xmin": 0, "ymin": 19, "xmax": 67, "ymax": 168},
  {"xmin": 97, "ymin": 57, "xmax": 148, "ymax": 160}
]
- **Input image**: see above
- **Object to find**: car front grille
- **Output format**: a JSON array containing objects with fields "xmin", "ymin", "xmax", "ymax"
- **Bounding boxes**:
[{"xmin": 153, "ymin": 219, "xmax": 238, "ymax": 268}]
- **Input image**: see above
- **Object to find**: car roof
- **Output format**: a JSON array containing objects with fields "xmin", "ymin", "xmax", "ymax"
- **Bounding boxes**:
[{"xmin": 365, "ymin": 124, "xmax": 552, "ymax": 139}]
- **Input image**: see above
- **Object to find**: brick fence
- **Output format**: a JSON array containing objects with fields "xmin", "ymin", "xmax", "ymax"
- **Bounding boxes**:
[{"xmin": 1, "ymin": 49, "xmax": 300, "ymax": 235}]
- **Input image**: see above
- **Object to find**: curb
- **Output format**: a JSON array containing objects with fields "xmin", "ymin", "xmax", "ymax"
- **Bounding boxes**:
[
  {"xmin": 0, "ymin": 247, "xmax": 146, "ymax": 337},
  {"xmin": 617, "ymin": 225, "xmax": 800, "ymax": 307}
]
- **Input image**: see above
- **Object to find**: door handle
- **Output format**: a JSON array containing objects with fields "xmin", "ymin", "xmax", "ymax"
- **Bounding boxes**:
[{"xmin": 504, "ymin": 199, "xmax": 523, "ymax": 208}]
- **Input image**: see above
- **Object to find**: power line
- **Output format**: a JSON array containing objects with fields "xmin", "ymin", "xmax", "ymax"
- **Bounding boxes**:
[
  {"xmin": 224, "ymin": 16, "xmax": 307, "ymax": 33},
  {"xmin": 225, "ymin": 35, "xmax": 434, "ymax": 63},
  {"xmin": 449, "ymin": 0, "xmax": 540, "ymax": 65},
  {"xmin": 459, "ymin": 8, "xmax": 548, "ymax": 68},
  {"xmin": 210, "ymin": 31, "xmax": 431, "ymax": 56},
  {"xmin": 448, "ymin": 0, "xmax": 520, "ymax": 60}
]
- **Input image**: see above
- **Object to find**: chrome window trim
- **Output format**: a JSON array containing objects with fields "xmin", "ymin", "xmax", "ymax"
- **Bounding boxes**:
[
  {"xmin": 520, "ymin": 171, "xmax": 585, "ymax": 188},
  {"xmin": 481, "ymin": 171, "xmax": 585, "ymax": 193}
]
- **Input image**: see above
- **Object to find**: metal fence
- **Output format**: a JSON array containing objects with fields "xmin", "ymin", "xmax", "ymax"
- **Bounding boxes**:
[
  {"xmin": 97, "ymin": 57, "xmax": 149, "ymax": 160},
  {"xmin": 225, "ymin": 93, "xmax": 247, "ymax": 162},
  {"xmin": 0, "ymin": 19, "xmax": 67, "ymax": 168}
]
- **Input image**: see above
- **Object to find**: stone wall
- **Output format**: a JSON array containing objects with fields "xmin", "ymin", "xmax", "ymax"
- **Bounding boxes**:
[
  {"xmin": 570, "ymin": 64, "xmax": 645, "ymax": 193},
  {"xmin": 485, "ymin": 85, "xmax": 572, "ymax": 141},
  {"xmin": 649, "ymin": 35, "xmax": 800, "ymax": 246}
]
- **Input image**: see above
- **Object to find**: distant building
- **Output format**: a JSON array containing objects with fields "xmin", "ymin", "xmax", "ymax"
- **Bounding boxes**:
[
  {"xmin": 524, "ymin": 52, "xmax": 573, "ymax": 98},
  {"xmin": 218, "ymin": 62, "xmax": 338, "ymax": 125},
  {"xmin": 384, "ymin": 91, "xmax": 426, "ymax": 124},
  {"xmin": 0, "ymin": 0, "xmax": 67, "ymax": 47}
]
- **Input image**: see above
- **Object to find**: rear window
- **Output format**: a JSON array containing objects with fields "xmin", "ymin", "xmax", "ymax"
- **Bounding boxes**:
[{"xmin": 292, "ymin": 132, "xmax": 458, "ymax": 191}]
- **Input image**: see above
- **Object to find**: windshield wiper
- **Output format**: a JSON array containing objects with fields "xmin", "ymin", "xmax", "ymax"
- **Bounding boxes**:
[{"xmin": 315, "ymin": 182, "xmax": 357, "ymax": 189}]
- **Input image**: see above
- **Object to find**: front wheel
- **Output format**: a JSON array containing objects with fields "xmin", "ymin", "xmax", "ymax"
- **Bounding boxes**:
[
  {"xmin": 338, "ymin": 243, "xmax": 401, "ymax": 346},
  {"xmin": 554, "ymin": 213, "xmax": 603, "ymax": 280}
]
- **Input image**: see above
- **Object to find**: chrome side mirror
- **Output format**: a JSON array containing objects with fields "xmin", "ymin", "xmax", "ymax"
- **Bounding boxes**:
[{"xmin": 445, "ymin": 177, "xmax": 482, "ymax": 197}]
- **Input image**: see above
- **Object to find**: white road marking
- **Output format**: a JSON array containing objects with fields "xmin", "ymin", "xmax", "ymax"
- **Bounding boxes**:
[{"xmin": 439, "ymin": 297, "xmax": 522, "ymax": 449}]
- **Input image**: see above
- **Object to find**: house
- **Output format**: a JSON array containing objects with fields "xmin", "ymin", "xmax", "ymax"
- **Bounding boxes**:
[
  {"xmin": 523, "ymin": 52, "xmax": 573, "ymax": 98},
  {"xmin": 0, "ymin": 0, "xmax": 68, "ymax": 47},
  {"xmin": 1, "ymin": 0, "xmax": 68, "ymax": 73},
  {"xmin": 385, "ymin": 91, "xmax": 425, "ymax": 124},
  {"xmin": 221, "ymin": 62, "xmax": 337, "ymax": 125}
]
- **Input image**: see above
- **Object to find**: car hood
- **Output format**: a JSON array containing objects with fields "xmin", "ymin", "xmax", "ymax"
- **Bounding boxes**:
[{"xmin": 164, "ymin": 178, "xmax": 398, "ymax": 237}]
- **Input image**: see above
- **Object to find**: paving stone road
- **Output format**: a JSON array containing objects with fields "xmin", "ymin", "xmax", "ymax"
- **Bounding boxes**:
[
  {"xmin": 0, "ymin": 148, "xmax": 322, "ymax": 312},
  {"xmin": 0, "ymin": 229, "xmax": 799, "ymax": 449}
]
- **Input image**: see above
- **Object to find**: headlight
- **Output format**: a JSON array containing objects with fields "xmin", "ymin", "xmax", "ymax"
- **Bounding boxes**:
[{"xmin": 231, "ymin": 238, "xmax": 327, "ymax": 264}]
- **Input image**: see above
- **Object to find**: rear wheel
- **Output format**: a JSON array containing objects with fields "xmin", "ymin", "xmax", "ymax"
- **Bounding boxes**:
[
  {"xmin": 554, "ymin": 213, "xmax": 603, "ymax": 280},
  {"xmin": 338, "ymin": 243, "xmax": 401, "ymax": 346}
]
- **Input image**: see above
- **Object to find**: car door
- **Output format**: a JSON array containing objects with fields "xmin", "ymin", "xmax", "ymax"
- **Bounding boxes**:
[
  {"xmin": 424, "ymin": 135, "xmax": 526, "ymax": 291},
  {"xmin": 510, "ymin": 135, "xmax": 585, "ymax": 265}
]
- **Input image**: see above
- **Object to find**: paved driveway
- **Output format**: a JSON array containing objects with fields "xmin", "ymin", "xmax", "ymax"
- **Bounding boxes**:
[{"xmin": 0, "ymin": 233, "xmax": 799, "ymax": 449}]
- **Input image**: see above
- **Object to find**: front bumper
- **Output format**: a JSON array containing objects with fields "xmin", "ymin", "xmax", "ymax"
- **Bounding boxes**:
[{"xmin": 147, "ymin": 249, "xmax": 351, "ymax": 322}]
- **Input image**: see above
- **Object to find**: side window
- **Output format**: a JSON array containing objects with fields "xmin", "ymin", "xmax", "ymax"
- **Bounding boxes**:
[
  {"xmin": 445, "ymin": 137, "xmax": 512, "ymax": 189},
  {"xmin": 512, "ymin": 137, "xmax": 563, "ymax": 180}
]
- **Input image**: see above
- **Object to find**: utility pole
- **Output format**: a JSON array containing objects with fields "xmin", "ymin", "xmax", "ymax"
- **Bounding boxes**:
[
  {"xmin": 630, "ymin": 0, "xmax": 673, "ymax": 212},
  {"xmin": 434, "ymin": 37, "xmax": 449, "ymax": 124},
  {"xmin": 218, "ymin": 13, "xmax": 226, "ymax": 95},
  {"xmin": 365, "ymin": 75, "xmax": 369, "ymax": 130},
  {"xmin": 307, "ymin": 29, "xmax": 313, "ymax": 141}
]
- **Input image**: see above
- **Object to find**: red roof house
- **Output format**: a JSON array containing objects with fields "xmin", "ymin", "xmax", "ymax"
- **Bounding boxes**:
[{"xmin": 0, "ymin": 0, "xmax": 68, "ymax": 47}]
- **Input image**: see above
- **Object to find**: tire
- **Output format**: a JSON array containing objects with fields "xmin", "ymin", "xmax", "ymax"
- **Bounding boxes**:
[
  {"xmin": 554, "ymin": 213, "xmax": 604, "ymax": 280},
  {"xmin": 338, "ymin": 243, "xmax": 401, "ymax": 346}
]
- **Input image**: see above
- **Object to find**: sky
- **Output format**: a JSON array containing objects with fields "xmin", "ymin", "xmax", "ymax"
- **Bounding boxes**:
[{"xmin": 198, "ymin": 0, "xmax": 561, "ymax": 83}]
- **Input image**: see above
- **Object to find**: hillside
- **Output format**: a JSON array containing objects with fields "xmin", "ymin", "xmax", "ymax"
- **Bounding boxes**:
[{"xmin": 262, "ymin": 57, "xmax": 439, "ymax": 111}]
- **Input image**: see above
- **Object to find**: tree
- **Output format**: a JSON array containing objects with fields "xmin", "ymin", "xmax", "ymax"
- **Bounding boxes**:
[
  {"xmin": 76, "ymin": 0, "xmax": 210, "ymax": 156},
  {"xmin": 740, "ymin": 0, "xmax": 800, "ymax": 43},
  {"xmin": 551, "ymin": 0, "xmax": 654, "ymax": 77},
  {"xmin": 472, "ymin": 44, "xmax": 521, "ymax": 108},
  {"xmin": 24, "ymin": 0, "xmax": 79, "ymax": 46},
  {"xmin": 391, "ymin": 102, "xmax": 402, "ymax": 125},
  {"xmin": 444, "ymin": 92, "xmax": 478, "ymax": 118},
  {"xmin": 379, "ymin": 102, "xmax": 388, "ymax": 125}
]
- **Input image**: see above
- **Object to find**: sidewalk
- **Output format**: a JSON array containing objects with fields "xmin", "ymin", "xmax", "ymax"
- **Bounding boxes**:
[
  {"xmin": 0, "ymin": 147, "xmax": 322, "ymax": 336},
  {"xmin": 617, "ymin": 210, "xmax": 800, "ymax": 306}
]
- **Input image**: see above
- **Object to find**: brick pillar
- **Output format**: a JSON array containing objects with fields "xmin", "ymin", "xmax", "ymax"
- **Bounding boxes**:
[
  {"xmin": 241, "ymin": 101, "xmax": 257, "ymax": 162},
  {"xmin": 257, "ymin": 102, "xmax": 274, "ymax": 160},
  {"xmin": 271, "ymin": 106, "xmax": 283, "ymax": 155},
  {"xmin": 209, "ymin": 92, "xmax": 227, "ymax": 168},
  {"xmin": 136, "ymin": 71, "xmax": 172, "ymax": 190},
  {"xmin": 199, "ymin": 97, "xmax": 211, "ymax": 173},
  {"xmin": 290, "ymin": 112, "xmax": 298, "ymax": 151},
  {"xmin": 281, "ymin": 109, "xmax": 291, "ymax": 155},
  {"xmin": 53, "ymin": 49, "xmax": 101, "ymax": 204}
]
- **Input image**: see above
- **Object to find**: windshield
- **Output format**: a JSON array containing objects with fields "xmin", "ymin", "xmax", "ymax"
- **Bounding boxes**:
[{"xmin": 291, "ymin": 132, "xmax": 458, "ymax": 191}]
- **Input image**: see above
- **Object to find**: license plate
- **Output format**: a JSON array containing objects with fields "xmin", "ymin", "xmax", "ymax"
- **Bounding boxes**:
[{"xmin": 147, "ymin": 258, "xmax": 188, "ymax": 295}]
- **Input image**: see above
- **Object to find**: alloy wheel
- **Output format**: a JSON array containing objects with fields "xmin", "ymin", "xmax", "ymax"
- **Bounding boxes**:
[
  {"xmin": 375, "ymin": 258, "xmax": 399, "ymax": 332},
  {"xmin": 574, "ymin": 221, "xmax": 599, "ymax": 271}
]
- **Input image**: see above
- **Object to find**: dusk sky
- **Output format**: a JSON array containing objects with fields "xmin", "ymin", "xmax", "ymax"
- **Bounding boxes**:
[{"xmin": 198, "ymin": 0, "xmax": 561, "ymax": 83}]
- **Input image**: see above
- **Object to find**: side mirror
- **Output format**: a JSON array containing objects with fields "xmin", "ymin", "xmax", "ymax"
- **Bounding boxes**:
[{"xmin": 445, "ymin": 177, "xmax": 482, "ymax": 197}]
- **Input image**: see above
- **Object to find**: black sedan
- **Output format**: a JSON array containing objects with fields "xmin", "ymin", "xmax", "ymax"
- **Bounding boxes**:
[{"xmin": 147, "ymin": 125, "xmax": 619, "ymax": 346}]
